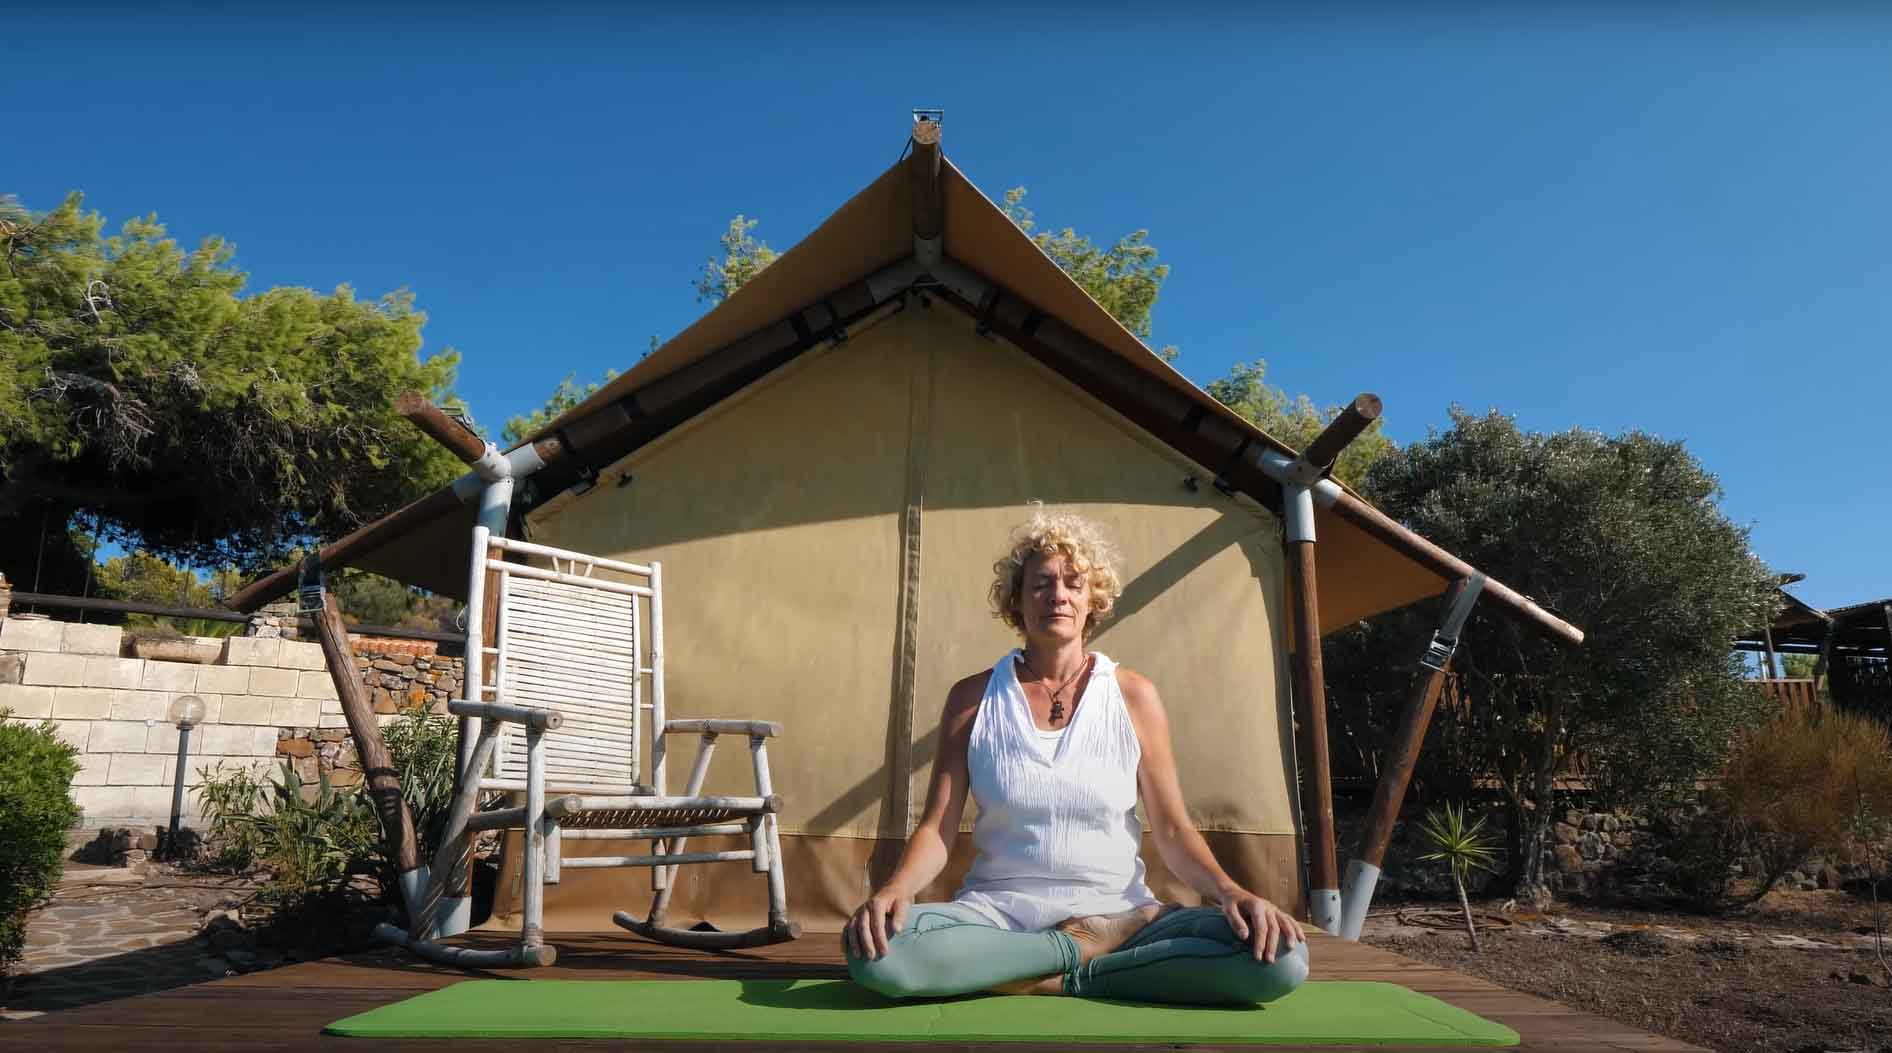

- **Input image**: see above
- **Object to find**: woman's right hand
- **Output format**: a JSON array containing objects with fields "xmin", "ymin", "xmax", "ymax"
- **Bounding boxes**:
[{"xmin": 847, "ymin": 886, "xmax": 912, "ymax": 961}]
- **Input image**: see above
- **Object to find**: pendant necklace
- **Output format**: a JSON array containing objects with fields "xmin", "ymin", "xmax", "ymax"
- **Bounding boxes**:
[{"xmin": 1019, "ymin": 653, "xmax": 1091, "ymax": 726}]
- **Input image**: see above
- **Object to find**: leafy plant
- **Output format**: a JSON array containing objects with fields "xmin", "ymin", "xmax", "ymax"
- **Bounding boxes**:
[
  {"xmin": 249, "ymin": 759, "xmax": 379, "ymax": 904},
  {"xmin": 193, "ymin": 757, "xmax": 378, "ymax": 929},
  {"xmin": 380, "ymin": 702, "xmax": 461, "ymax": 866},
  {"xmin": 194, "ymin": 761, "xmax": 268, "ymax": 870},
  {"xmin": 195, "ymin": 707, "xmax": 464, "ymax": 922},
  {"xmin": 0, "ymin": 710, "xmax": 80, "ymax": 984},
  {"xmin": 1416, "ymin": 803, "xmax": 1499, "ymax": 951}
]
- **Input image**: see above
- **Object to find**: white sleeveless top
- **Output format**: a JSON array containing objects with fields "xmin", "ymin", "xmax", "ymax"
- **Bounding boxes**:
[{"xmin": 952, "ymin": 650, "xmax": 1159, "ymax": 931}]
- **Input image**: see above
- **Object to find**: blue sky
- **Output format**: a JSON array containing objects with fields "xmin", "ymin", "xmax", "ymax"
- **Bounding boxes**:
[{"xmin": 10, "ymin": 4, "xmax": 1888, "ymax": 611}]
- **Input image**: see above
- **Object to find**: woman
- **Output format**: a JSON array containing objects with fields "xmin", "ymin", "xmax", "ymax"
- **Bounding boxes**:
[{"xmin": 845, "ymin": 508, "xmax": 1309, "ymax": 1005}]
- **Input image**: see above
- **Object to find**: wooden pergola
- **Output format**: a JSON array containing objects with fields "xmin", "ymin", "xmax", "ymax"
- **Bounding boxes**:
[{"xmin": 1735, "ymin": 581, "xmax": 1892, "ymax": 718}]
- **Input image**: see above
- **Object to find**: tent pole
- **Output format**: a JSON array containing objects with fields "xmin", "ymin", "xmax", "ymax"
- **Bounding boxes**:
[
  {"xmin": 1261, "ymin": 395, "xmax": 1382, "ymax": 935},
  {"xmin": 1337, "ymin": 575, "xmax": 1483, "ymax": 940},
  {"xmin": 305, "ymin": 580, "xmax": 425, "ymax": 924},
  {"xmin": 1284, "ymin": 529, "xmax": 1339, "ymax": 933},
  {"xmin": 393, "ymin": 395, "xmax": 542, "ymax": 937}
]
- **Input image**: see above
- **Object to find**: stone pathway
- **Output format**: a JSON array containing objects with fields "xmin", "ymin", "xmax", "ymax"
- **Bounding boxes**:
[
  {"xmin": 1363, "ymin": 907, "xmax": 1889, "ymax": 951},
  {"xmin": 1, "ymin": 865, "xmax": 260, "ymax": 1019}
]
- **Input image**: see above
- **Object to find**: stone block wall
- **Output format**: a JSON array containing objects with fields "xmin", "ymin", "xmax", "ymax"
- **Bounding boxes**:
[{"xmin": 0, "ymin": 612, "xmax": 462, "ymax": 826}]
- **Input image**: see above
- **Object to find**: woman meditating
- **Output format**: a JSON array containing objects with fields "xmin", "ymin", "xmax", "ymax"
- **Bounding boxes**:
[{"xmin": 846, "ymin": 508, "xmax": 1309, "ymax": 1005}]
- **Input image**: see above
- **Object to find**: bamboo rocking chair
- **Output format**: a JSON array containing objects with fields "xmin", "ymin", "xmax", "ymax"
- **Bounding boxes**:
[{"xmin": 375, "ymin": 534, "xmax": 798, "ymax": 968}]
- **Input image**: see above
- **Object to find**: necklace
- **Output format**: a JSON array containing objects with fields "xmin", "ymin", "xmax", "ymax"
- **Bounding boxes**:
[{"xmin": 1017, "ymin": 652, "xmax": 1091, "ymax": 726}]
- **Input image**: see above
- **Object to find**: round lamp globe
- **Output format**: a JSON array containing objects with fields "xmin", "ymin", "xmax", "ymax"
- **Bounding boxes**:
[{"xmin": 169, "ymin": 694, "xmax": 206, "ymax": 730}]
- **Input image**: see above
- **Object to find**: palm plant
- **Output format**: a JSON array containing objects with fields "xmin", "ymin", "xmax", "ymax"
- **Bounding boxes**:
[{"xmin": 1417, "ymin": 803, "xmax": 1500, "ymax": 951}]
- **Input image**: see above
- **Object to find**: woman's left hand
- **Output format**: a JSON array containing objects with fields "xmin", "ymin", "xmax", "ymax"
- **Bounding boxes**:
[{"xmin": 1219, "ymin": 889, "xmax": 1306, "ymax": 963}]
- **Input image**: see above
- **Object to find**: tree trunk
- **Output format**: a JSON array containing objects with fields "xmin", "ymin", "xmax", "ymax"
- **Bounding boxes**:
[
  {"xmin": 1515, "ymin": 694, "xmax": 1568, "ymax": 910},
  {"xmin": 1454, "ymin": 872, "xmax": 1481, "ymax": 952}
]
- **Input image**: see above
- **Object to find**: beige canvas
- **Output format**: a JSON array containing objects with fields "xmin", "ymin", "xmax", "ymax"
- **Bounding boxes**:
[
  {"xmin": 900, "ymin": 316, "xmax": 1299, "ymax": 841},
  {"xmin": 499, "ymin": 305, "xmax": 1306, "ymax": 931}
]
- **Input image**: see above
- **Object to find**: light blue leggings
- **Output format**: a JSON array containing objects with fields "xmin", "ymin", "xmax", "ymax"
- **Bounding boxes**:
[{"xmin": 846, "ymin": 903, "xmax": 1309, "ymax": 1006}]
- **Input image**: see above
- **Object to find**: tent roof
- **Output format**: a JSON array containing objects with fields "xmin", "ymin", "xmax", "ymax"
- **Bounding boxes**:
[{"xmin": 230, "ymin": 132, "xmax": 1579, "ymax": 644}]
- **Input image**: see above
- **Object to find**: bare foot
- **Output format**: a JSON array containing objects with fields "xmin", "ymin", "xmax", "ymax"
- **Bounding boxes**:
[
  {"xmin": 985, "ymin": 905, "xmax": 1177, "ymax": 997},
  {"xmin": 1056, "ymin": 903, "xmax": 1175, "ymax": 965}
]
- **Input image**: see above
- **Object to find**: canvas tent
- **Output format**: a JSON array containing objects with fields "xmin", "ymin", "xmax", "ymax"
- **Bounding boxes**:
[{"xmin": 234, "ymin": 122, "xmax": 1580, "ymax": 935}]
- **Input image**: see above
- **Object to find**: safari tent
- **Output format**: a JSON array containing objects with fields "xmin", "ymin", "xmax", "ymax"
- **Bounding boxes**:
[{"xmin": 233, "ymin": 119, "xmax": 1581, "ymax": 939}]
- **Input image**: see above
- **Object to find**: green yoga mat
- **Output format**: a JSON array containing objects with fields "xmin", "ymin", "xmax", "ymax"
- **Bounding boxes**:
[{"xmin": 326, "ymin": 979, "xmax": 1519, "ymax": 1046}]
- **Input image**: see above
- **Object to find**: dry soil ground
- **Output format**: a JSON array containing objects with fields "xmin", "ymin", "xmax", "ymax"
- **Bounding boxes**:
[{"xmin": 1366, "ymin": 888, "xmax": 1892, "ymax": 1053}]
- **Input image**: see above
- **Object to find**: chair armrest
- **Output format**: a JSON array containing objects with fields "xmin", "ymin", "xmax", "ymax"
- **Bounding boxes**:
[
  {"xmin": 663, "ymin": 718, "xmax": 782, "ymax": 738},
  {"xmin": 449, "ymin": 699, "xmax": 563, "ymax": 731}
]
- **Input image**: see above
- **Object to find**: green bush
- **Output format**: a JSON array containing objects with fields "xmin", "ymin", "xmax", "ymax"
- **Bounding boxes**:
[
  {"xmin": 193, "ymin": 704, "xmax": 465, "ymax": 922},
  {"xmin": 195, "ymin": 761, "xmax": 268, "ymax": 870},
  {"xmin": 0, "ymin": 710, "xmax": 81, "ymax": 980},
  {"xmin": 381, "ymin": 701, "xmax": 461, "ymax": 866},
  {"xmin": 195, "ymin": 759, "xmax": 378, "ymax": 896}
]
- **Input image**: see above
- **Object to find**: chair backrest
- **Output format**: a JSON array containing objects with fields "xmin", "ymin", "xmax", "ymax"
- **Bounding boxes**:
[{"xmin": 475, "ymin": 537, "xmax": 662, "ymax": 794}]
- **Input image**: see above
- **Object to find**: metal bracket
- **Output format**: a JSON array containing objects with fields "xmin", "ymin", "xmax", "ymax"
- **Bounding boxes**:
[
  {"xmin": 1212, "ymin": 438, "xmax": 1252, "ymax": 497},
  {"xmin": 568, "ymin": 462, "xmax": 599, "ymax": 497},
  {"xmin": 974, "ymin": 286, "xmax": 1000, "ymax": 338},
  {"xmin": 296, "ymin": 554, "xmax": 325, "ymax": 615},
  {"xmin": 1419, "ymin": 573, "xmax": 1486, "ymax": 671}
]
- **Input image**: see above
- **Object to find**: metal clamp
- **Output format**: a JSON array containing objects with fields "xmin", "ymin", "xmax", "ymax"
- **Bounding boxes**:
[
  {"xmin": 296, "ymin": 554, "xmax": 325, "ymax": 614},
  {"xmin": 1419, "ymin": 573, "xmax": 1485, "ymax": 671}
]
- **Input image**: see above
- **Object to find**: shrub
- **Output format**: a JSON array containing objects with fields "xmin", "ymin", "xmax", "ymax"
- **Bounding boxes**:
[
  {"xmin": 380, "ymin": 702, "xmax": 460, "ymax": 866},
  {"xmin": 248, "ymin": 760, "xmax": 379, "ymax": 906},
  {"xmin": 193, "ymin": 705, "xmax": 465, "ymax": 923},
  {"xmin": 195, "ymin": 761, "xmax": 268, "ymax": 870},
  {"xmin": 1662, "ymin": 806, "xmax": 1744, "ymax": 910},
  {"xmin": 1709, "ymin": 702, "xmax": 1892, "ymax": 901},
  {"xmin": 0, "ymin": 711, "xmax": 81, "ymax": 981}
]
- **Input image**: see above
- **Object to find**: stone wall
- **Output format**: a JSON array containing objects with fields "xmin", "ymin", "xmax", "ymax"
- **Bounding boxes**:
[
  {"xmin": 1338, "ymin": 799, "xmax": 1885, "ymax": 905},
  {"xmin": 272, "ymin": 641, "xmax": 464, "ymax": 790},
  {"xmin": 0, "ymin": 608, "xmax": 462, "ymax": 826}
]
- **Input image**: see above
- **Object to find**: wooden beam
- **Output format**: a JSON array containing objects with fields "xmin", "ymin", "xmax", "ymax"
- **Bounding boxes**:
[
  {"xmin": 909, "ymin": 118, "xmax": 943, "ymax": 243},
  {"xmin": 1352, "ymin": 577, "xmax": 1476, "ymax": 873},
  {"xmin": 1301, "ymin": 393, "xmax": 1382, "ymax": 472},
  {"xmin": 227, "ymin": 277, "xmax": 888, "ymax": 616},
  {"xmin": 14, "ymin": 592, "xmax": 249, "ymax": 623},
  {"xmin": 1327, "ymin": 490, "xmax": 1584, "ymax": 647},
  {"xmin": 1286, "ymin": 541, "xmax": 1339, "ymax": 922},
  {"xmin": 13, "ymin": 592, "xmax": 463, "ymax": 647},
  {"xmin": 227, "ymin": 486, "xmax": 466, "ymax": 613},
  {"xmin": 394, "ymin": 392, "xmax": 487, "ymax": 465},
  {"xmin": 943, "ymin": 284, "xmax": 1584, "ymax": 647},
  {"xmin": 310, "ymin": 590, "xmax": 419, "ymax": 874}
]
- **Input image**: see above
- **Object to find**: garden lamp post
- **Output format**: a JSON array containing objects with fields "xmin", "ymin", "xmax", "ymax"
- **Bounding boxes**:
[{"xmin": 167, "ymin": 694, "xmax": 206, "ymax": 853}]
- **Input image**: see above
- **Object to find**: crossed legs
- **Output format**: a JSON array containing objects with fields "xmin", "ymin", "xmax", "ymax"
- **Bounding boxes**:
[{"xmin": 845, "ymin": 903, "xmax": 1309, "ymax": 1006}]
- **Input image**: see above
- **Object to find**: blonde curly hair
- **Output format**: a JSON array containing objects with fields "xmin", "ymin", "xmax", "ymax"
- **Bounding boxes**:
[{"xmin": 988, "ymin": 505, "xmax": 1124, "ymax": 640}]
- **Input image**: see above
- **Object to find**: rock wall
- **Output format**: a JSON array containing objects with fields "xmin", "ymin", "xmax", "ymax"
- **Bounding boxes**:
[
  {"xmin": 0, "ymin": 608, "xmax": 462, "ymax": 825},
  {"xmin": 271, "ymin": 641, "xmax": 464, "ymax": 790},
  {"xmin": 1339, "ymin": 799, "xmax": 1885, "ymax": 905}
]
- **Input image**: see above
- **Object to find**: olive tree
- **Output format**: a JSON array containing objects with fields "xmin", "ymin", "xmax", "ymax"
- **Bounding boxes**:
[{"xmin": 1324, "ymin": 409, "xmax": 1778, "ymax": 902}]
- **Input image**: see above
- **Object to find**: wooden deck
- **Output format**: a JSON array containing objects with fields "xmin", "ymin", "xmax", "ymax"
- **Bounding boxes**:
[{"xmin": 0, "ymin": 930, "xmax": 1704, "ymax": 1051}]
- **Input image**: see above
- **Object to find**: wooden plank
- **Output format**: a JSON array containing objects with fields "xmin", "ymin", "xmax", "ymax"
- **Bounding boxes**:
[{"xmin": 0, "ymin": 932, "xmax": 1708, "ymax": 1053}]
